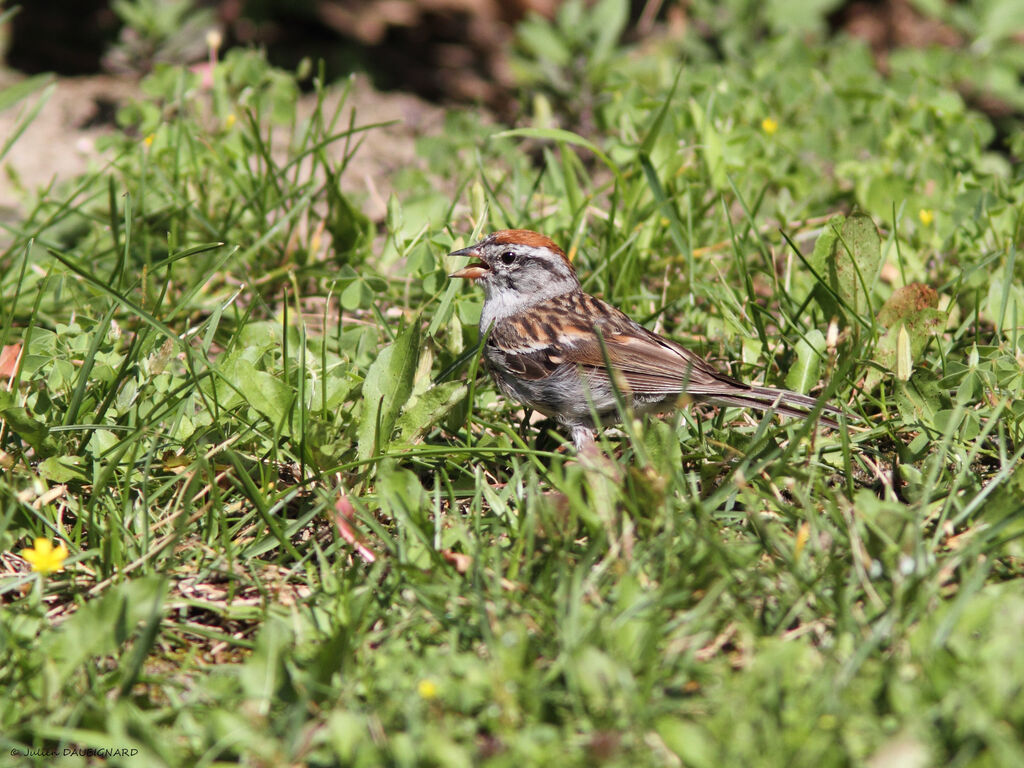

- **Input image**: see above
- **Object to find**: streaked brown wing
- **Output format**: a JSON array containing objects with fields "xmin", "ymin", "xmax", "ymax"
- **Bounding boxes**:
[
  {"xmin": 487, "ymin": 292, "xmax": 747, "ymax": 396},
  {"xmin": 560, "ymin": 329, "xmax": 741, "ymax": 395}
]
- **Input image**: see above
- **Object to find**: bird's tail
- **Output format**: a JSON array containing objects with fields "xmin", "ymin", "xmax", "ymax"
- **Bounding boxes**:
[{"xmin": 700, "ymin": 385, "xmax": 850, "ymax": 428}]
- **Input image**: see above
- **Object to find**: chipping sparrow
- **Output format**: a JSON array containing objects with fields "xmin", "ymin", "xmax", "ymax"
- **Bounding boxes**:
[{"xmin": 449, "ymin": 229, "xmax": 847, "ymax": 451}]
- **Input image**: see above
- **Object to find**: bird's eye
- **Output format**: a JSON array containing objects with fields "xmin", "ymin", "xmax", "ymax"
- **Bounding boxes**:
[{"xmin": 499, "ymin": 251, "xmax": 517, "ymax": 265}]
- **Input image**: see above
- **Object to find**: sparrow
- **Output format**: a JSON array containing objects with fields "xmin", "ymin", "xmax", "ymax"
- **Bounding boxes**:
[{"xmin": 449, "ymin": 229, "xmax": 847, "ymax": 451}]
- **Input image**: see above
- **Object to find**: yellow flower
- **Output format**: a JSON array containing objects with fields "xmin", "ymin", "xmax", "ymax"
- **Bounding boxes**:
[
  {"xmin": 224, "ymin": 113, "xmax": 236, "ymax": 130},
  {"xmin": 417, "ymin": 679, "xmax": 438, "ymax": 700},
  {"xmin": 21, "ymin": 538, "xmax": 68, "ymax": 575},
  {"xmin": 144, "ymin": 133, "xmax": 155, "ymax": 148},
  {"xmin": 761, "ymin": 117, "xmax": 779, "ymax": 135},
  {"xmin": 918, "ymin": 208, "xmax": 934, "ymax": 226}
]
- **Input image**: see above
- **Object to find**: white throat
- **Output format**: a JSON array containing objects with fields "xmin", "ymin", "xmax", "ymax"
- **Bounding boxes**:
[{"xmin": 478, "ymin": 278, "xmax": 574, "ymax": 332}]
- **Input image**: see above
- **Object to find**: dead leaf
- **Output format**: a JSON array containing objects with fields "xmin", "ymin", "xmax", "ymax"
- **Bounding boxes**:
[
  {"xmin": 442, "ymin": 549, "xmax": 472, "ymax": 574},
  {"xmin": 0, "ymin": 344, "xmax": 21, "ymax": 380},
  {"xmin": 332, "ymin": 490, "xmax": 378, "ymax": 563}
]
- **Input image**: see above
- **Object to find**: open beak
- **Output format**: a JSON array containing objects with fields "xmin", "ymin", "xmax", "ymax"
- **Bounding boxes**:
[{"xmin": 448, "ymin": 245, "xmax": 490, "ymax": 280}]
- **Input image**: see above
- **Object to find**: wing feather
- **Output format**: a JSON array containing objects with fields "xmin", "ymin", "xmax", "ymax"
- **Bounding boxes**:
[{"xmin": 486, "ymin": 292, "xmax": 748, "ymax": 397}]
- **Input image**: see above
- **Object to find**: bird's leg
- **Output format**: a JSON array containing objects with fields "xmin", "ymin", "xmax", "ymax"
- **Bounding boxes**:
[
  {"xmin": 571, "ymin": 425, "xmax": 599, "ymax": 457},
  {"xmin": 570, "ymin": 426, "xmax": 621, "ymax": 484}
]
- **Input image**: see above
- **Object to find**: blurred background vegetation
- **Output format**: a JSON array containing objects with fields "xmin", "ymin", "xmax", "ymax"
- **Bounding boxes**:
[
  {"xmin": 5, "ymin": 0, "xmax": 1024, "ymax": 126},
  {"xmin": 2, "ymin": 2, "xmax": 1024, "ymax": 766}
]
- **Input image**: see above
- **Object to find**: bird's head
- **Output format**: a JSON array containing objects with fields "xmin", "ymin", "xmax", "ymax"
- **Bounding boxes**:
[{"xmin": 448, "ymin": 230, "xmax": 580, "ymax": 314}]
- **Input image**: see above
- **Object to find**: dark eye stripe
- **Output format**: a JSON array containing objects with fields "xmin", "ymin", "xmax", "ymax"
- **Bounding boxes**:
[{"xmin": 532, "ymin": 257, "xmax": 564, "ymax": 275}]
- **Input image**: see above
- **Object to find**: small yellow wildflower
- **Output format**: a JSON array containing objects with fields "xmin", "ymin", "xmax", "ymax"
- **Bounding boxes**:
[
  {"xmin": 761, "ymin": 117, "xmax": 779, "ymax": 135},
  {"xmin": 144, "ymin": 133, "xmax": 155, "ymax": 148},
  {"xmin": 21, "ymin": 538, "xmax": 68, "ymax": 575},
  {"xmin": 918, "ymin": 208, "xmax": 934, "ymax": 226},
  {"xmin": 417, "ymin": 679, "xmax": 439, "ymax": 700},
  {"xmin": 224, "ymin": 113, "xmax": 236, "ymax": 130}
]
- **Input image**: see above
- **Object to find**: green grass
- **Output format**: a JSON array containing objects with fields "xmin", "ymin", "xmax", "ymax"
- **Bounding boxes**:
[{"xmin": 2, "ymin": 2, "xmax": 1024, "ymax": 765}]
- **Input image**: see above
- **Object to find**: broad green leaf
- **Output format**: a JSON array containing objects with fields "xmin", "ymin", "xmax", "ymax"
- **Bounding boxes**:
[
  {"xmin": 655, "ymin": 716, "xmax": 714, "ymax": 768},
  {"xmin": 327, "ymin": 185, "xmax": 373, "ymax": 257},
  {"xmin": 860, "ymin": 174, "xmax": 911, "ymax": 219},
  {"xmin": 324, "ymin": 371, "xmax": 358, "ymax": 411},
  {"xmin": 785, "ymin": 329, "xmax": 827, "ymax": 394},
  {"xmin": 955, "ymin": 370, "xmax": 983, "ymax": 406},
  {"xmin": 808, "ymin": 213, "xmax": 843, "ymax": 274},
  {"xmin": 894, "ymin": 371, "xmax": 948, "ymax": 427},
  {"xmin": 868, "ymin": 312, "xmax": 944, "ymax": 391},
  {"xmin": 378, "ymin": 467, "xmax": 429, "ymax": 558},
  {"xmin": 979, "ymin": 0, "xmax": 1024, "ymax": 41},
  {"xmin": 591, "ymin": 0, "xmax": 628, "ymax": 63},
  {"xmin": 324, "ymin": 712, "xmax": 371, "ymax": 763},
  {"xmin": 340, "ymin": 278, "xmax": 366, "ymax": 310},
  {"xmin": 891, "ymin": 310, "xmax": 944, "ymax": 357},
  {"xmin": 867, "ymin": 283, "xmax": 944, "ymax": 391},
  {"xmin": 642, "ymin": 418, "xmax": 682, "ymax": 472},
  {"xmin": 228, "ymin": 359, "xmax": 292, "ymax": 428},
  {"xmin": 38, "ymin": 455, "xmax": 86, "ymax": 483},
  {"xmin": 767, "ymin": 0, "xmax": 842, "ymax": 33},
  {"xmin": 0, "ymin": 399, "xmax": 57, "ymax": 457},
  {"xmin": 426, "ymin": 274, "xmax": 461, "ymax": 338},
  {"xmin": 87, "ymin": 429, "xmax": 120, "ymax": 457},
  {"xmin": 876, "ymin": 283, "xmax": 940, "ymax": 328},
  {"xmin": 933, "ymin": 408, "xmax": 968, "ymax": 435},
  {"xmin": 394, "ymin": 381, "xmax": 467, "ymax": 445},
  {"xmin": 235, "ymin": 321, "xmax": 282, "ymax": 351},
  {"xmin": 516, "ymin": 15, "xmax": 570, "ymax": 68},
  {"xmin": 356, "ymin": 322, "xmax": 420, "ymax": 462},
  {"xmin": 830, "ymin": 211, "xmax": 882, "ymax": 316}
]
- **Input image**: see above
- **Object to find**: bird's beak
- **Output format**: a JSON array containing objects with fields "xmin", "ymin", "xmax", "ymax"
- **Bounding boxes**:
[{"xmin": 448, "ymin": 245, "xmax": 489, "ymax": 280}]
